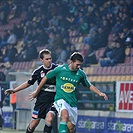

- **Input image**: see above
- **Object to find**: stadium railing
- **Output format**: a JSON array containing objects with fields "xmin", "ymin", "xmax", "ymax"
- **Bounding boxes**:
[{"xmin": 78, "ymin": 82, "xmax": 116, "ymax": 111}]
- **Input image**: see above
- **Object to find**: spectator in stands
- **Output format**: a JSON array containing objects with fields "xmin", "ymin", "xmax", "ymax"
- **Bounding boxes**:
[
  {"xmin": 33, "ymin": 28, "xmax": 49, "ymax": 46},
  {"xmin": 54, "ymin": 33, "xmax": 63, "ymax": 49},
  {"xmin": 0, "ymin": 45, "xmax": 8, "ymax": 63},
  {"xmin": 13, "ymin": 23, "xmax": 24, "ymax": 40},
  {"xmin": 3, "ymin": 44, "xmax": 18, "ymax": 63},
  {"xmin": 47, "ymin": 32, "xmax": 56, "ymax": 50},
  {"xmin": 17, "ymin": 42, "xmax": 27, "ymax": 62},
  {"xmin": 23, "ymin": 28, "xmax": 34, "ymax": 45},
  {"xmin": 23, "ymin": 40, "xmax": 38, "ymax": 61},
  {"xmin": 82, "ymin": 22, "xmax": 98, "ymax": 50},
  {"xmin": 66, "ymin": 45, "xmax": 77, "ymax": 62},
  {"xmin": 56, "ymin": 38, "xmax": 76, "ymax": 64},
  {"xmin": 40, "ymin": 14, "xmax": 49, "ymax": 30},
  {"xmin": 62, "ymin": 38, "xmax": 71, "ymax": 50},
  {"xmin": 78, "ymin": 18, "xmax": 89, "ymax": 35},
  {"xmin": 0, "ymin": 32, "xmax": 9, "ymax": 49},
  {"xmin": 66, "ymin": 11, "xmax": 78, "ymax": 28},
  {"xmin": 100, "ymin": 39, "xmax": 126, "ymax": 67},
  {"xmin": 49, "ymin": 15, "xmax": 59, "ymax": 28},
  {"xmin": 17, "ymin": 40, "xmax": 37, "ymax": 62},
  {"xmin": 119, "ymin": 26, "xmax": 132, "ymax": 46},
  {"xmin": 83, "ymin": 44, "xmax": 98, "ymax": 67},
  {"xmin": 96, "ymin": 27, "xmax": 108, "ymax": 48},
  {"xmin": 88, "ymin": 22, "xmax": 98, "ymax": 38},
  {"xmin": 8, "ymin": 1, "xmax": 17, "ymax": 20},
  {"xmin": 0, "ymin": 1, "xmax": 10, "ymax": 24},
  {"xmin": 7, "ymin": 30, "xmax": 17, "ymax": 46},
  {"xmin": 101, "ymin": 20, "xmax": 111, "ymax": 38},
  {"xmin": 55, "ymin": 46, "xmax": 68, "ymax": 64},
  {"xmin": 89, "ymin": 30, "xmax": 99, "ymax": 50},
  {"xmin": 0, "ymin": 49, "xmax": 3, "ymax": 63},
  {"xmin": 100, "ymin": 42, "xmax": 116, "ymax": 58},
  {"xmin": 60, "ymin": 27, "xmax": 69, "ymax": 39},
  {"xmin": 3, "ymin": 61, "xmax": 15, "ymax": 81},
  {"xmin": 0, "ymin": 35, "xmax": 5, "ymax": 49},
  {"xmin": 0, "ymin": 71, "xmax": 5, "ymax": 82}
]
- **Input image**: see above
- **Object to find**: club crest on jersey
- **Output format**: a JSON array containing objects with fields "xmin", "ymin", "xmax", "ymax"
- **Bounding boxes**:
[
  {"xmin": 40, "ymin": 71, "xmax": 45, "ymax": 77},
  {"xmin": 61, "ymin": 83, "xmax": 75, "ymax": 93}
]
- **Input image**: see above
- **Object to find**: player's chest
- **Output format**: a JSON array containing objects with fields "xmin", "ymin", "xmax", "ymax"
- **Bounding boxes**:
[{"xmin": 58, "ymin": 71, "xmax": 81, "ymax": 84}]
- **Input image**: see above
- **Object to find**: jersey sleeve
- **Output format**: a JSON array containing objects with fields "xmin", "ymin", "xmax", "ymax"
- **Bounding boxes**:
[
  {"xmin": 80, "ymin": 70, "xmax": 92, "ymax": 87},
  {"xmin": 27, "ymin": 71, "xmax": 38, "ymax": 85}
]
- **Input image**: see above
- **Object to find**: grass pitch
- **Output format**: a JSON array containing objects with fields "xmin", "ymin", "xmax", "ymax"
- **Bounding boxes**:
[{"xmin": 0, "ymin": 128, "xmax": 42, "ymax": 133}]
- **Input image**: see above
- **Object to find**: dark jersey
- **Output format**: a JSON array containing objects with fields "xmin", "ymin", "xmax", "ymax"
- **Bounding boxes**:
[{"xmin": 27, "ymin": 63, "xmax": 58, "ymax": 119}]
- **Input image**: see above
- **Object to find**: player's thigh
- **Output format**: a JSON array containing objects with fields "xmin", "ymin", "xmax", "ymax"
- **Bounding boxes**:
[{"xmin": 67, "ymin": 121, "xmax": 75, "ymax": 133}]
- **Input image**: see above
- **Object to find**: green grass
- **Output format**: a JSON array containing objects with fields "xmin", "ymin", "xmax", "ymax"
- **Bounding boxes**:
[{"xmin": 0, "ymin": 128, "xmax": 42, "ymax": 133}]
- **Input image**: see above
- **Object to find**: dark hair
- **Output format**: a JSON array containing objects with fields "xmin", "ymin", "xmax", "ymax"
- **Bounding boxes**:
[
  {"xmin": 39, "ymin": 49, "xmax": 51, "ymax": 59},
  {"xmin": 70, "ymin": 52, "xmax": 84, "ymax": 62}
]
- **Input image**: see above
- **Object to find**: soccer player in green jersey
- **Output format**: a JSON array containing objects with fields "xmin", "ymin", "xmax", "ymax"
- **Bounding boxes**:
[{"xmin": 29, "ymin": 52, "xmax": 108, "ymax": 133}]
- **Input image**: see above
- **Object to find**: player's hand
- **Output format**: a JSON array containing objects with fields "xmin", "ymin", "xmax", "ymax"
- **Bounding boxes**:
[
  {"xmin": 29, "ymin": 91, "xmax": 37, "ymax": 101},
  {"xmin": 4, "ymin": 89, "xmax": 15, "ymax": 96},
  {"xmin": 100, "ymin": 93, "xmax": 108, "ymax": 100}
]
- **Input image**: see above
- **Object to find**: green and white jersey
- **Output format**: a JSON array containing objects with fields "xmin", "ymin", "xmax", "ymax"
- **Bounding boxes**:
[{"xmin": 46, "ymin": 64, "xmax": 91, "ymax": 107}]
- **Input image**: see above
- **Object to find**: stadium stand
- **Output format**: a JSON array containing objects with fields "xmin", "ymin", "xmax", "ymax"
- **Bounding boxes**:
[{"xmin": 0, "ymin": 0, "xmax": 132, "ymax": 81}]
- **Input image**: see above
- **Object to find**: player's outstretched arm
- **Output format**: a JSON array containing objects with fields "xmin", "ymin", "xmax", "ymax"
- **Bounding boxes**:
[
  {"xmin": 90, "ymin": 85, "xmax": 108, "ymax": 100},
  {"xmin": 4, "ymin": 82, "xmax": 30, "ymax": 95},
  {"xmin": 29, "ymin": 76, "xmax": 48, "ymax": 101}
]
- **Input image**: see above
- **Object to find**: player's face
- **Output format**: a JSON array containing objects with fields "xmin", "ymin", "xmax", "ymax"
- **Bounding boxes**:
[
  {"xmin": 70, "ymin": 60, "xmax": 82, "ymax": 71},
  {"xmin": 41, "ymin": 54, "xmax": 52, "ymax": 68}
]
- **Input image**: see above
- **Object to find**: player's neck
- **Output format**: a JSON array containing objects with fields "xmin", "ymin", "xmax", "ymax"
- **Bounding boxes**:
[{"xmin": 68, "ymin": 64, "xmax": 74, "ymax": 71}]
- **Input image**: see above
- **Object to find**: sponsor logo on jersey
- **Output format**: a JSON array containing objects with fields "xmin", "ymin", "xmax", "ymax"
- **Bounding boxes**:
[
  {"xmin": 42, "ymin": 84, "xmax": 56, "ymax": 92},
  {"xmin": 61, "ymin": 83, "xmax": 75, "ymax": 93},
  {"xmin": 40, "ymin": 71, "xmax": 45, "ymax": 77},
  {"xmin": 61, "ymin": 77, "xmax": 78, "ymax": 83}
]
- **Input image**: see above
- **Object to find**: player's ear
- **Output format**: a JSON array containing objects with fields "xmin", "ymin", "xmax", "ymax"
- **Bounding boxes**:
[
  {"xmin": 40, "ymin": 58, "xmax": 43, "ymax": 62},
  {"xmin": 67, "ymin": 59, "xmax": 72, "ymax": 64}
]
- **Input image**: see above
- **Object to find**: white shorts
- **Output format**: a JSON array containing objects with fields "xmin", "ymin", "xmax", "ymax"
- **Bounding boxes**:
[{"xmin": 54, "ymin": 99, "xmax": 78, "ymax": 125}]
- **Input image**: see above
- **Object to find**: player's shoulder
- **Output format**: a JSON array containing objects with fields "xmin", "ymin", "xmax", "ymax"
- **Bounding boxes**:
[
  {"xmin": 54, "ymin": 64, "xmax": 65, "ymax": 70},
  {"xmin": 51, "ymin": 63, "xmax": 58, "ymax": 68},
  {"xmin": 78, "ymin": 68, "xmax": 86, "ymax": 76},
  {"xmin": 32, "ymin": 65, "xmax": 43, "ymax": 74},
  {"xmin": 59, "ymin": 64, "xmax": 66, "ymax": 68}
]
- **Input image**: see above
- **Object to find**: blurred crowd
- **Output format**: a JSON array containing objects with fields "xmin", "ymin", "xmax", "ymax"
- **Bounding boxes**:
[{"xmin": 0, "ymin": 0, "xmax": 132, "ymax": 71}]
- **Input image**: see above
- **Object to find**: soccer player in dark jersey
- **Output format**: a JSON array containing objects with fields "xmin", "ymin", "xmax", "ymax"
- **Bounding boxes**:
[
  {"xmin": 29, "ymin": 52, "xmax": 108, "ymax": 133},
  {"xmin": 5, "ymin": 49, "xmax": 58, "ymax": 133}
]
